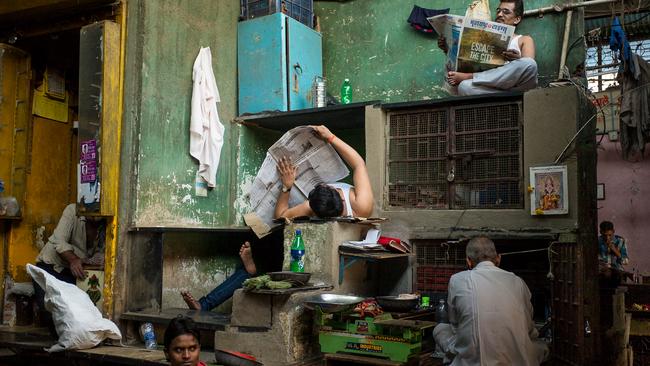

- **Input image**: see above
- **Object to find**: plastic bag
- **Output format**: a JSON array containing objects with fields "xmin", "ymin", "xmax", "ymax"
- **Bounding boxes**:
[
  {"xmin": 26, "ymin": 264, "xmax": 122, "ymax": 352},
  {"xmin": 465, "ymin": 0, "xmax": 491, "ymax": 21}
]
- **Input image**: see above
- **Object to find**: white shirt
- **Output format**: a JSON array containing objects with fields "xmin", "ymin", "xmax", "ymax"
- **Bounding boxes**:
[
  {"xmin": 327, "ymin": 182, "xmax": 354, "ymax": 217},
  {"xmin": 508, "ymin": 34, "xmax": 522, "ymax": 54},
  {"xmin": 444, "ymin": 261, "xmax": 547, "ymax": 366},
  {"xmin": 36, "ymin": 204, "xmax": 96, "ymax": 273}
]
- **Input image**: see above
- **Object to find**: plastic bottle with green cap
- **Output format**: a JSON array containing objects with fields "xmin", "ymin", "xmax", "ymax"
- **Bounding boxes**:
[{"xmin": 290, "ymin": 229, "xmax": 305, "ymax": 272}]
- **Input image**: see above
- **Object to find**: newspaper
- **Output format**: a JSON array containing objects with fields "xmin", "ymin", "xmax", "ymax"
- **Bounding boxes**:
[
  {"xmin": 245, "ymin": 126, "xmax": 350, "ymax": 237},
  {"xmin": 428, "ymin": 14, "xmax": 515, "ymax": 74}
]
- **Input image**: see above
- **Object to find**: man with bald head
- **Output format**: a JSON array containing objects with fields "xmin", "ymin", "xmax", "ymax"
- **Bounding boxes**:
[{"xmin": 433, "ymin": 236, "xmax": 548, "ymax": 365}]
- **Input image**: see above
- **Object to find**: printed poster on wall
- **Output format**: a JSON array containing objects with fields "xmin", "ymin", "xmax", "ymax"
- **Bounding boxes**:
[{"xmin": 80, "ymin": 139, "xmax": 97, "ymax": 183}]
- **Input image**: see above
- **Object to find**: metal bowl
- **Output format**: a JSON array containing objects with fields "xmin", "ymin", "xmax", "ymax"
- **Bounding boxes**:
[
  {"xmin": 267, "ymin": 271, "xmax": 311, "ymax": 285},
  {"xmin": 376, "ymin": 296, "xmax": 419, "ymax": 312},
  {"xmin": 214, "ymin": 349, "xmax": 262, "ymax": 366},
  {"xmin": 303, "ymin": 293, "xmax": 365, "ymax": 313}
]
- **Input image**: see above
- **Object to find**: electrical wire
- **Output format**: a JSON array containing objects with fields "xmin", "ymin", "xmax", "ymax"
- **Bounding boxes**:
[{"xmin": 554, "ymin": 113, "xmax": 598, "ymax": 164}]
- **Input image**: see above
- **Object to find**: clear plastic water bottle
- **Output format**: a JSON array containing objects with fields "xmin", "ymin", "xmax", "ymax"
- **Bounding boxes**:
[
  {"xmin": 435, "ymin": 299, "xmax": 449, "ymax": 324},
  {"xmin": 290, "ymin": 229, "xmax": 305, "ymax": 272},
  {"xmin": 341, "ymin": 78, "xmax": 352, "ymax": 104},
  {"xmin": 140, "ymin": 322, "xmax": 157, "ymax": 349}
]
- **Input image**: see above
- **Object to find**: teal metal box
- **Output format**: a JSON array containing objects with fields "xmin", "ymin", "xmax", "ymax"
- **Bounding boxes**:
[{"xmin": 238, "ymin": 13, "xmax": 322, "ymax": 114}]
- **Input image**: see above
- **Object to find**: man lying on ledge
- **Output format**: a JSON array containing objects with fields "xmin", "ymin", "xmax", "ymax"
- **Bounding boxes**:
[
  {"xmin": 181, "ymin": 125, "xmax": 374, "ymax": 311},
  {"xmin": 438, "ymin": 0, "xmax": 537, "ymax": 96},
  {"xmin": 275, "ymin": 125, "xmax": 374, "ymax": 220}
]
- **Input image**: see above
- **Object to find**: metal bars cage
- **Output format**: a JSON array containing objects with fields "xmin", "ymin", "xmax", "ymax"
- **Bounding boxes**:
[
  {"xmin": 551, "ymin": 242, "xmax": 585, "ymax": 366},
  {"xmin": 388, "ymin": 101, "xmax": 523, "ymax": 209},
  {"xmin": 415, "ymin": 240, "xmax": 467, "ymax": 294}
]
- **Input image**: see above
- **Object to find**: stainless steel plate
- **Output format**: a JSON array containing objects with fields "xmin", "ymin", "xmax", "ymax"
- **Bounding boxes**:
[{"xmin": 303, "ymin": 293, "xmax": 365, "ymax": 313}]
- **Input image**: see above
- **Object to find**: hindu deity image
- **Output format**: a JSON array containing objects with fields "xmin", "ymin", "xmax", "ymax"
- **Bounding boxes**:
[
  {"xmin": 539, "ymin": 174, "xmax": 561, "ymax": 211},
  {"xmin": 86, "ymin": 274, "xmax": 102, "ymax": 305}
]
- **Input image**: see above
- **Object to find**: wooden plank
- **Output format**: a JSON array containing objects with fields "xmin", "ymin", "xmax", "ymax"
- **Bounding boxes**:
[
  {"xmin": 324, "ymin": 352, "xmax": 406, "ymax": 365},
  {"xmin": 75, "ymin": 346, "xmax": 167, "ymax": 362},
  {"xmin": 372, "ymin": 319, "xmax": 436, "ymax": 330},
  {"xmin": 629, "ymin": 318, "xmax": 650, "ymax": 336},
  {"xmin": 235, "ymin": 101, "xmax": 377, "ymax": 131},
  {"xmin": 121, "ymin": 308, "xmax": 230, "ymax": 331},
  {"xmin": 247, "ymin": 283, "xmax": 332, "ymax": 295},
  {"xmin": 339, "ymin": 251, "xmax": 412, "ymax": 260}
]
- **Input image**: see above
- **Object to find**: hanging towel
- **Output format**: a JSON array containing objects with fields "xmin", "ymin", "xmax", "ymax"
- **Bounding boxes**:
[{"xmin": 190, "ymin": 47, "xmax": 225, "ymax": 188}]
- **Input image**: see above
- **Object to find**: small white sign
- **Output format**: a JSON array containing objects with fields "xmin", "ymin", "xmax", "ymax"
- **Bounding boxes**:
[{"xmin": 195, "ymin": 172, "xmax": 208, "ymax": 197}]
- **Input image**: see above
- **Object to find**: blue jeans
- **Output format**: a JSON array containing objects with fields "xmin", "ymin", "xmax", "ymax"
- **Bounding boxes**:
[{"xmin": 198, "ymin": 265, "xmax": 251, "ymax": 311}]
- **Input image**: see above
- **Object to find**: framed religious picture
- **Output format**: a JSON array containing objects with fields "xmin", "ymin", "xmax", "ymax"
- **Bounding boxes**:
[{"xmin": 530, "ymin": 165, "xmax": 569, "ymax": 215}]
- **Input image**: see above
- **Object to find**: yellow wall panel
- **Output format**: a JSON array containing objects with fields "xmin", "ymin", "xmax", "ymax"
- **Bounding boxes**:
[{"xmin": 9, "ymin": 116, "xmax": 73, "ymax": 282}]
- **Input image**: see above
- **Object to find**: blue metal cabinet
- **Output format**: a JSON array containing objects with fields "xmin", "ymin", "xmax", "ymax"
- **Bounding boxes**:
[{"xmin": 238, "ymin": 13, "xmax": 322, "ymax": 114}]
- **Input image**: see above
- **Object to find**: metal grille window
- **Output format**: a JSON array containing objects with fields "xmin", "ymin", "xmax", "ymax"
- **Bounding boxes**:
[
  {"xmin": 586, "ymin": 39, "xmax": 650, "ymax": 92},
  {"xmin": 415, "ymin": 240, "xmax": 466, "ymax": 294},
  {"xmin": 388, "ymin": 101, "xmax": 523, "ymax": 209}
]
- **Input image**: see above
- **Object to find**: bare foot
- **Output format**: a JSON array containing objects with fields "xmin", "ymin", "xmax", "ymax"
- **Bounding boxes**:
[
  {"xmin": 181, "ymin": 291, "xmax": 201, "ymax": 310},
  {"xmin": 447, "ymin": 71, "xmax": 473, "ymax": 86},
  {"xmin": 239, "ymin": 241, "xmax": 257, "ymax": 275}
]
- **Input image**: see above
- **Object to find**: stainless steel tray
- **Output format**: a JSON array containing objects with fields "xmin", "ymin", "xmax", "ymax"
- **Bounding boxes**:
[{"xmin": 303, "ymin": 293, "xmax": 365, "ymax": 313}]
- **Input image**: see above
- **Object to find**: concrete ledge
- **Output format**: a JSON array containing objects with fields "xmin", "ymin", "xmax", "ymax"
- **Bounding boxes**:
[
  {"xmin": 230, "ymin": 289, "xmax": 272, "ymax": 328},
  {"xmin": 215, "ymin": 290, "xmax": 325, "ymax": 366}
]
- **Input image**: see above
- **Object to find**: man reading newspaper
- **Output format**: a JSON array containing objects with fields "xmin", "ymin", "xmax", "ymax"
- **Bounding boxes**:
[
  {"xmin": 275, "ymin": 125, "xmax": 373, "ymax": 220},
  {"xmin": 437, "ymin": 0, "xmax": 537, "ymax": 96}
]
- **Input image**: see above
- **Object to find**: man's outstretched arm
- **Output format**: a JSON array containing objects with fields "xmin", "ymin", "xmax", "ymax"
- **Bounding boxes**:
[{"xmin": 313, "ymin": 125, "xmax": 374, "ymax": 217}]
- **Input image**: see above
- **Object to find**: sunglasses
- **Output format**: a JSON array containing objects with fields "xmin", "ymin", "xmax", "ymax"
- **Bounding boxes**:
[{"xmin": 495, "ymin": 8, "xmax": 513, "ymax": 15}]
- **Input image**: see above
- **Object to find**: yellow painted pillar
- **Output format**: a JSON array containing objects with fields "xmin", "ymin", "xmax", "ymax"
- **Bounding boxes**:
[{"xmin": 101, "ymin": 1, "xmax": 127, "ymax": 318}]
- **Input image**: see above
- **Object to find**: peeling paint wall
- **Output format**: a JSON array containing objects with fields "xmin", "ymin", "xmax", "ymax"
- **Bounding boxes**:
[
  {"xmin": 125, "ymin": 0, "xmax": 239, "ymax": 228},
  {"xmin": 316, "ymin": 0, "xmax": 585, "ymax": 103},
  {"xmin": 162, "ymin": 232, "xmax": 242, "ymax": 313},
  {"xmin": 233, "ymin": 125, "xmax": 282, "ymax": 225},
  {"xmin": 597, "ymin": 139, "xmax": 650, "ymax": 273},
  {"xmin": 9, "ymin": 116, "xmax": 75, "ymax": 282},
  {"xmin": 160, "ymin": 229, "xmax": 284, "ymax": 312}
]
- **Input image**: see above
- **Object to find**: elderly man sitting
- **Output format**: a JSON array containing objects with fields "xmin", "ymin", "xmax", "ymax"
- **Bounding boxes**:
[{"xmin": 433, "ymin": 236, "xmax": 548, "ymax": 365}]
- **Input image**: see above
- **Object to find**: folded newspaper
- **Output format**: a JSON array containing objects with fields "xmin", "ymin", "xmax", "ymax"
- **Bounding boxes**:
[
  {"xmin": 244, "ymin": 126, "xmax": 350, "ymax": 237},
  {"xmin": 428, "ymin": 14, "xmax": 515, "ymax": 73}
]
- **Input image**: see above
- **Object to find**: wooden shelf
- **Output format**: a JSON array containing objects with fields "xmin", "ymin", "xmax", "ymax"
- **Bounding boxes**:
[
  {"xmin": 338, "ymin": 249, "xmax": 412, "ymax": 285},
  {"xmin": 246, "ymin": 283, "xmax": 332, "ymax": 295},
  {"xmin": 121, "ymin": 308, "xmax": 230, "ymax": 331},
  {"xmin": 0, "ymin": 216, "xmax": 21, "ymax": 220},
  {"xmin": 235, "ymin": 101, "xmax": 379, "ymax": 131}
]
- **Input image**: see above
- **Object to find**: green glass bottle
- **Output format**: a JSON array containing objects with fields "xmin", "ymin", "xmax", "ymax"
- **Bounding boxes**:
[
  {"xmin": 290, "ymin": 229, "xmax": 305, "ymax": 272},
  {"xmin": 341, "ymin": 78, "xmax": 352, "ymax": 104}
]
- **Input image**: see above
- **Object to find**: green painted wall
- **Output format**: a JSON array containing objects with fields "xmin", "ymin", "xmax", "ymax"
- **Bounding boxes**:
[
  {"xmin": 122, "ymin": 0, "xmax": 586, "ymax": 228},
  {"xmin": 124, "ymin": 0, "xmax": 239, "ymax": 228},
  {"xmin": 316, "ymin": 0, "xmax": 585, "ymax": 103},
  {"xmin": 162, "ymin": 232, "xmax": 243, "ymax": 312}
]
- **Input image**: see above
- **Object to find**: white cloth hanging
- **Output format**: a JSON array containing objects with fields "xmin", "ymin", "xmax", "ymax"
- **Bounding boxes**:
[{"xmin": 190, "ymin": 47, "xmax": 224, "ymax": 188}]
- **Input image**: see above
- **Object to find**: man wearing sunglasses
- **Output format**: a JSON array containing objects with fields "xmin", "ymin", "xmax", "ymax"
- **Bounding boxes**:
[{"xmin": 438, "ymin": 0, "xmax": 537, "ymax": 96}]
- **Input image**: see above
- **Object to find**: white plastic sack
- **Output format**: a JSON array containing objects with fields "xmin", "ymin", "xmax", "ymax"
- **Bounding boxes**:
[
  {"xmin": 465, "ymin": 0, "xmax": 491, "ymax": 21},
  {"xmin": 26, "ymin": 264, "xmax": 122, "ymax": 352}
]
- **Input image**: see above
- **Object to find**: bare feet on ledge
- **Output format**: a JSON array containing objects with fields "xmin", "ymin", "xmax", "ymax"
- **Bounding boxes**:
[
  {"xmin": 447, "ymin": 71, "xmax": 473, "ymax": 86},
  {"xmin": 181, "ymin": 291, "xmax": 201, "ymax": 310},
  {"xmin": 240, "ymin": 241, "xmax": 257, "ymax": 275}
]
